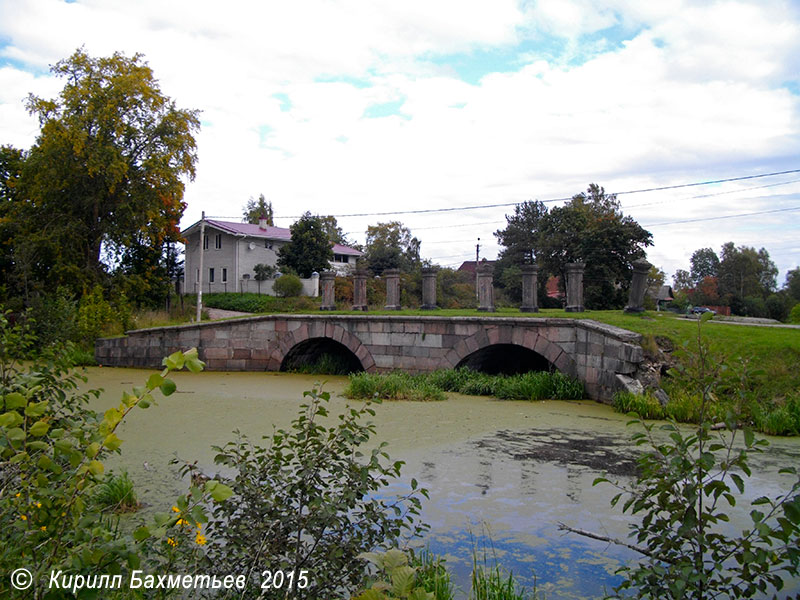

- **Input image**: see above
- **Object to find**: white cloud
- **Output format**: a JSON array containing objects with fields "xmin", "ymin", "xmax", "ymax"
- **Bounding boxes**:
[{"xmin": 1, "ymin": 0, "xmax": 798, "ymax": 279}]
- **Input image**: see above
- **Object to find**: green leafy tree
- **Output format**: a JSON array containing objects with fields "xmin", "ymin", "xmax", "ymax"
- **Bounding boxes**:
[
  {"xmin": 784, "ymin": 267, "xmax": 800, "ymax": 303},
  {"xmin": 495, "ymin": 185, "xmax": 652, "ymax": 309},
  {"xmin": 243, "ymin": 194, "xmax": 274, "ymax": 225},
  {"xmin": 364, "ymin": 221, "xmax": 421, "ymax": 276},
  {"xmin": 690, "ymin": 247, "xmax": 720, "ymax": 286},
  {"xmin": 19, "ymin": 48, "xmax": 199, "ymax": 292},
  {"xmin": 718, "ymin": 242, "xmax": 777, "ymax": 302},
  {"xmin": 0, "ymin": 146, "xmax": 26, "ymax": 300},
  {"xmin": 277, "ymin": 212, "xmax": 333, "ymax": 277},
  {"xmin": 318, "ymin": 214, "xmax": 353, "ymax": 246},
  {"xmin": 253, "ymin": 263, "xmax": 276, "ymax": 294},
  {"xmin": 672, "ymin": 269, "xmax": 694, "ymax": 291}
]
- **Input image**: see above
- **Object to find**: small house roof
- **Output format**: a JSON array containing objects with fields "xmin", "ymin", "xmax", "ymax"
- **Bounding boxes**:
[{"xmin": 181, "ymin": 219, "xmax": 362, "ymax": 256}]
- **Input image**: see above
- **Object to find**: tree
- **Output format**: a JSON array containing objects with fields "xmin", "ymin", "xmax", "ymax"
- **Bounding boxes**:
[
  {"xmin": 277, "ymin": 212, "xmax": 333, "ymax": 277},
  {"xmin": 253, "ymin": 263, "xmax": 275, "ymax": 294},
  {"xmin": 0, "ymin": 146, "xmax": 26, "ymax": 299},
  {"xmin": 242, "ymin": 194, "xmax": 274, "ymax": 225},
  {"xmin": 19, "ymin": 48, "xmax": 199, "ymax": 291},
  {"xmin": 672, "ymin": 269, "xmax": 694, "ymax": 291},
  {"xmin": 495, "ymin": 185, "xmax": 652, "ymax": 309},
  {"xmin": 718, "ymin": 242, "xmax": 777, "ymax": 301},
  {"xmin": 784, "ymin": 267, "xmax": 800, "ymax": 303},
  {"xmin": 318, "ymin": 215, "xmax": 353, "ymax": 246},
  {"xmin": 690, "ymin": 247, "xmax": 720, "ymax": 285},
  {"xmin": 364, "ymin": 221, "xmax": 421, "ymax": 276}
]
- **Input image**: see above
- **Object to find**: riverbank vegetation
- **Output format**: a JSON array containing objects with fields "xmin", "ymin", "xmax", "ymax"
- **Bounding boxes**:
[{"xmin": 345, "ymin": 369, "xmax": 585, "ymax": 403}]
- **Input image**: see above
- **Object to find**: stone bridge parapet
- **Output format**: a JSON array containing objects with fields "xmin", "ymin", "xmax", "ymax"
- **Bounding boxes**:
[{"xmin": 95, "ymin": 315, "xmax": 643, "ymax": 402}]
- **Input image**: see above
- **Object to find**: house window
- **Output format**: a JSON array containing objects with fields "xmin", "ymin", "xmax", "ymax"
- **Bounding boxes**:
[
  {"xmin": 209, "ymin": 268, "xmax": 215, "ymax": 283},
  {"xmin": 215, "ymin": 234, "xmax": 222, "ymax": 249},
  {"xmin": 265, "ymin": 240, "xmax": 273, "ymax": 249},
  {"xmin": 334, "ymin": 254, "xmax": 349, "ymax": 263},
  {"xmin": 222, "ymin": 268, "xmax": 227, "ymax": 283},
  {"xmin": 203, "ymin": 234, "xmax": 209, "ymax": 250}
]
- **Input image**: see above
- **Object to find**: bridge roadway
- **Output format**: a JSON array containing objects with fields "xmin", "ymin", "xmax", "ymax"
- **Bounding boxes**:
[{"xmin": 95, "ymin": 314, "xmax": 644, "ymax": 402}]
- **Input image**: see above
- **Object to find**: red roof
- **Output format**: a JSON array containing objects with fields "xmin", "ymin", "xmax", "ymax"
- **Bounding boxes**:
[{"xmin": 182, "ymin": 219, "xmax": 362, "ymax": 256}]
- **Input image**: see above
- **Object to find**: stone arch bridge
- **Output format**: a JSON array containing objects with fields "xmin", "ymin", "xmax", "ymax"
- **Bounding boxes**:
[{"xmin": 95, "ymin": 315, "xmax": 644, "ymax": 402}]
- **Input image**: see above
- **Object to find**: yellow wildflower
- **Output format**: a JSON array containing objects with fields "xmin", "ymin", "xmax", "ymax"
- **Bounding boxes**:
[
  {"xmin": 167, "ymin": 537, "xmax": 178, "ymax": 547},
  {"xmin": 20, "ymin": 514, "xmax": 27, "ymax": 521},
  {"xmin": 36, "ymin": 502, "xmax": 42, "ymax": 508},
  {"xmin": 40, "ymin": 526, "xmax": 46, "ymax": 531},
  {"xmin": 195, "ymin": 533, "xmax": 207, "ymax": 546},
  {"xmin": 171, "ymin": 506, "xmax": 180, "ymax": 513}
]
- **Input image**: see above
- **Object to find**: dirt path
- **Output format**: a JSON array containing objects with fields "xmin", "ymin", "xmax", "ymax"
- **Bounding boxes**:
[{"xmin": 205, "ymin": 307, "xmax": 252, "ymax": 320}]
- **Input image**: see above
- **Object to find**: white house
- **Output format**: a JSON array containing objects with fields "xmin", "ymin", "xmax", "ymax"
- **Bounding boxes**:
[{"xmin": 181, "ymin": 216, "xmax": 362, "ymax": 295}]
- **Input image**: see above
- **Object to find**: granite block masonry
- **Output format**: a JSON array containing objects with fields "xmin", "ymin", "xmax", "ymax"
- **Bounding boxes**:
[{"xmin": 96, "ymin": 315, "xmax": 643, "ymax": 403}]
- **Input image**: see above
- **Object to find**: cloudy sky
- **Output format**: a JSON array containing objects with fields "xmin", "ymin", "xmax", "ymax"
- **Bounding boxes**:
[{"xmin": 1, "ymin": 0, "xmax": 799, "ymax": 284}]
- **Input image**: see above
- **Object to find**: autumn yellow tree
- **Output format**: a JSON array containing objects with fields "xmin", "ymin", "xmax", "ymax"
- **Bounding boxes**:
[{"xmin": 18, "ymin": 48, "xmax": 200, "ymax": 292}]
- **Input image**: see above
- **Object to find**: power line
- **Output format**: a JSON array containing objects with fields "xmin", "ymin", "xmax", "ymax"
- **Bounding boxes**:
[
  {"xmin": 643, "ymin": 205, "xmax": 800, "ymax": 227},
  {"xmin": 274, "ymin": 168, "xmax": 800, "ymax": 220}
]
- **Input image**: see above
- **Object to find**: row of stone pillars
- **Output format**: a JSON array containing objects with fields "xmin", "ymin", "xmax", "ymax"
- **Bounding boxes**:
[{"xmin": 318, "ymin": 258, "xmax": 652, "ymax": 313}]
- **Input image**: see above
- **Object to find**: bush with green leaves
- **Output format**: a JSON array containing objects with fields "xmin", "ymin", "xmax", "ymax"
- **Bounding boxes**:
[
  {"xmin": 203, "ymin": 387, "xmax": 429, "ymax": 599},
  {"xmin": 0, "ymin": 311, "xmax": 231, "ymax": 598},
  {"xmin": 564, "ymin": 315, "xmax": 800, "ymax": 598},
  {"xmin": 273, "ymin": 273, "xmax": 304, "ymax": 297},
  {"xmin": 355, "ymin": 549, "xmax": 435, "ymax": 600}
]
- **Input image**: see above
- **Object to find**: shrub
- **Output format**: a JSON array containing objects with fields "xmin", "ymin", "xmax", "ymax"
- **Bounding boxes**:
[
  {"xmin": 203, "ymin": 387, "xmax": 429, "ymax": 598},
  {"xmin": 273, "ymin": 273, "xmax": 303, "ymax": 297},
  {"xmin": 0, "ymin": 311, "xmax": 228, "ymax": 598},
  {"xmin": 565, "ymin": 317, "xmax": 800, "ymax": 598},
  {"xmin": 789, "ymin": 303, "xmax": 800, "ymax": 324}
]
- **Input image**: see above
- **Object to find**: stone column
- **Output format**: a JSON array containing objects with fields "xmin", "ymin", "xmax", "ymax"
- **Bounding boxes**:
[
  {"xmin": 383, "ymin": 268, "xmax": 401, "ymax": 310},
  {"xmin": 520, "ymin": 264, "xmax": 539, "ymax": 313},
  {"xmin": 477, "ymin": 262, "xmax": 496, "ymax": 312},
  {"xmin": 565, "ymin": 262, "xmax": 585, "ymax": 313},
  {"xmin": 319, "ymin": 271, "xmax": 336, "ymax": 311},
  {"xmin": 352, "ymin": 269, "xmax": 368, "ymax": 311},
  {"xmin": 624, "ymin": 259, "xmax": 652, "ymax": 313},
  {"xmin": 420, "ymin": 267, "xmax": 438, "ymax": 310}
]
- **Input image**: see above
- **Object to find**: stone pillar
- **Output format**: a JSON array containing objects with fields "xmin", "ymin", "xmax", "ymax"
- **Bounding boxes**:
[
  {"xmin": 565, "ymin": 262, "xmax": 585, "ymax": 313},
  {"xmin": 352, "ymin": 269, "xmax": 368, "ymax": 311},
  {"xmin": 520, "ymin": 264, "xmax": 539, "ymax": 313},
  {"xmin": 319, "ymin": 271, "xmax": 336, "ymax": 311},
  {"xmin": 310, "ymin": 271, "xmax": 320, "ymax": 297},
  {"xmin": 624, "ymin": 259, "xmax": 652, "ymax": 313},
  {"xmin": 383, "ymin": 268, "xmax": 401, "ymax": 310},
  {"xmin": 420, "ymin": 267, "xmax": 438, "ymax": 310},
  {"xmin": 477, "ymin": 262, "xmax": 496, "ymax": 312}
]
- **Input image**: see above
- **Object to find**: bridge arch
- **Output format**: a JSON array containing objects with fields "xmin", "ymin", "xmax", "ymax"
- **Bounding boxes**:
[
  {"xmin": 445, "ymin": 327, "xmax": 578, "ymax": 379},
  {"xmin": 279, "ymin": 337, "xmax": 364, "ymax": 373},
  {"xmin": 455, "ymin": 344, "xmax": 551, "ymax": 375},
  {"xmin": 268, "ymin": 322, "xmax": 376, "ymax": 373}
]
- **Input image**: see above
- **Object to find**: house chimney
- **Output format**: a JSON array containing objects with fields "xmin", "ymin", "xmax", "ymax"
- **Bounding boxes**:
[{"xmin": 258, "ymin": 213, "xmax": 268, "ymax": 230}]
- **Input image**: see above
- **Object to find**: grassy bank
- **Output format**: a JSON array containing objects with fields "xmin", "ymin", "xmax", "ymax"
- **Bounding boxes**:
[{"xmin": 345, "ymin": 368, "xmax": 585, "ymax": 402}]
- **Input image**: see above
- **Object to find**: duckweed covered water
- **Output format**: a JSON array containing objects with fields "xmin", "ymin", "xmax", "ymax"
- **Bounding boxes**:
[{"xmin": 82, "ymin": 367, "xmax": 800, "ymax": 599}]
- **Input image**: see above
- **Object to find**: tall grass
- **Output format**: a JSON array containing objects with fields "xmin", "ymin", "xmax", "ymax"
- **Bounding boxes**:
[
  {"xmin": 344, "ymin": 368, "xmax": 584, "ymax": 402},
  {"xmin": 470, "ymin": 541, "xmax": 538, "ymax": 600},
  {"xmin": 410, "ymin": 548, "xmax": 456, "ymax": 600},
  {"xmin": 93, "ymin": 471, "xmax": 138, "ymax": 513}
]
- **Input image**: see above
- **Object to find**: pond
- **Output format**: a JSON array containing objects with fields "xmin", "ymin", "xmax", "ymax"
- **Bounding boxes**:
[{"xmin": 83, "ymin": 367, "xmax": 800, "ymax": 599}]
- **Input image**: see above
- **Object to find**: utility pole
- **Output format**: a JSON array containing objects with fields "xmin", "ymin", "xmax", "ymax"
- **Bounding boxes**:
[
  {"xmin": 196, "ymin": 211, "xmax": 205, "ymax": 322},
  {"xmin": 475, "ymin": 237, "xmax": 480, "ymax": 300}
]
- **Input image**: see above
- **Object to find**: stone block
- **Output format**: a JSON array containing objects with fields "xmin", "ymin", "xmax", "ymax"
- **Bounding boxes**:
[
  {"xmin": 486, "ymin": 327, "xmax": 500, "ymax": 345},
  {"xmin": 204, "ymin": 347, "xmax": 230, "ymax": 360},
  {"xmin": 424, "ymin": 322, "xmax": 447, "ymax": 335},
  {"xmin": 374, "ymin": 354, "xmax": 395, "ymax": 369},
  {"xmin": 554, "ymin": 351, "xmax": 576, "ymax": 377},
  {"xmin": 370, "ymin": 332, "xmax": 391, "ymax": 346},
  {"xmin": 245, "ymin": 359, "xmax": 269, "ymax": 371},
  {"xmin": 454, "ymin": 323, "xmax": 475, "ymax": 336},
  {"xmin": 232, "ymin": 348, "xmax": 250, "ymax": 360},
  {"xmin": 390, "ymin": 332, "xmax": 417, "ymax": 346},
  {"xmin": 404, "ymin": 322, "xmax": 424, "ymax": 333},
  {"xmin": 418, "ymin": 333, "xmax": 442, "ymax": 348},
  {"xmin": 228, "ymin": 359, "xmax": 247, "ymax": 370}
]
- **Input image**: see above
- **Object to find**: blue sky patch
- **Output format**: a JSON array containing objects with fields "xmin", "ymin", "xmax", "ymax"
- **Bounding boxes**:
[
  {"xmin": 314, "ymin": 74, "xmax": 372, "ymax": 89},
  {"xmin": 363, "ymin": 99, "xmax": 407, "ymax": 119},
  {"xmin": 272, "ymin": 92, "xmax": 291, "ymax": 112}
]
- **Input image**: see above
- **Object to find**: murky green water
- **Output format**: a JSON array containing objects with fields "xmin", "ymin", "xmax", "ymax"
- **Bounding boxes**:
[{"xmin": 82, "ymin": 367, "xmax": 800, "ymax": 599}]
